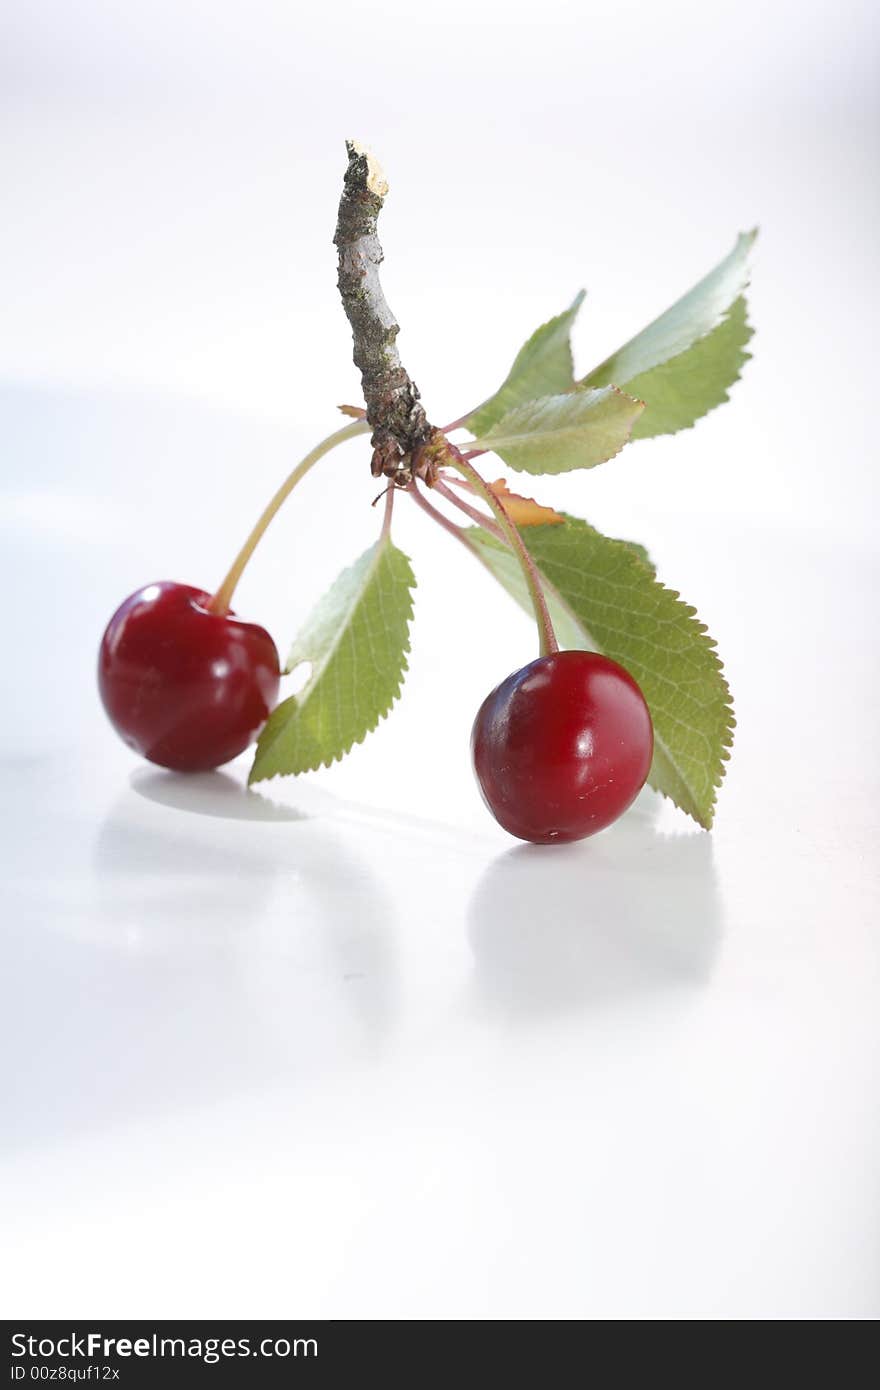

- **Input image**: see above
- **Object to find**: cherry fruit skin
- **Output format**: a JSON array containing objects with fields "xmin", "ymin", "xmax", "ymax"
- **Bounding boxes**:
[
  {"xmin": 98, "ymin": 582, "xmax": 281, "ymax": 772},
  {"xmin": 471, "ymin": 650, "xmax": 654, "ymax": 844}
]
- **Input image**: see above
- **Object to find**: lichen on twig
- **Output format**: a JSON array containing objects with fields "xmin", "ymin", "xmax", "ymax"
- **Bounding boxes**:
[{"xmin": 334, "ymin": 140, "xmax": 437, "ymax": 484}]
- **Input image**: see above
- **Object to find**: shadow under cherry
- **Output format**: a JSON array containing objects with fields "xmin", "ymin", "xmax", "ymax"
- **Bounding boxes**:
[{"xmin": 129, "ymin": 765, "xmax": 308, "ymax": 822}]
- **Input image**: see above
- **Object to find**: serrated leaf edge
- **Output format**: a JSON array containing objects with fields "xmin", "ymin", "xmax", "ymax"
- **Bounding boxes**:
[
  {"xmin": 464, "ymin": 289, "xmax": 586, "ymax": 436},
  {"xmin": 249, "ymin": 540, "xmax": 416, "ymax": 782},
  {"xmin": 549, "ymin": 541, "xmax": 734, "ymax": 827},
  {"xmin": 465, "ymin": 384, "xmax": 645, "ymax": 475},
  {"xmin": 624, "ymin": 298, "xmax": 755, "ymax": 439},
  {"xmin": 468, "ymin": 526, "xmax": 734, "ymax": 827},
  {"xmin": 580, "ymin": 229, "xmax": 757, "ymax": 390}
]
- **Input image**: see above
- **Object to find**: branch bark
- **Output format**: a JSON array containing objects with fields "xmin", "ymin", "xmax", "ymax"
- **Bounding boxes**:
[{"xmin": 334, "ymin": 140, "xmax": 436, "ymax": 483}]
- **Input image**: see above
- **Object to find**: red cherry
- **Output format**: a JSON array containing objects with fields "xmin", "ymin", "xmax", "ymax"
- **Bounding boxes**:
[
  {"xmin": 471, "ymin": 650, "xmax": 654, "ymax": 844},
  {"xmin": 98, "ymin": 582, "xmax": 280, "ymax": 772}
]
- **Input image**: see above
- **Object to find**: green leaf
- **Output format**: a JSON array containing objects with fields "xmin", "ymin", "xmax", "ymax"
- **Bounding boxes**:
[
  {"xmin": 465, "ymin": 386, "xmax": 644, "ymax": 475},
  {"xmin": 581, "ymin": 231, "xmax": 756, "ymax": 438},
  {"xmin": 617, "ymin": 538, "xmax": 655, "ymax": 574},
  {"xmin": 464, "ymin": 291, "xmax": 585, "ymax": 436},
  {"xmin": 250, "ymin": 537, "xmax": 415, "ymax": 781},
  {"xmin": 624, "ymin": 297, "xmax": 753, "ymax": 439},
  {"xmin": 467, "ymin": 529, "xmax": 589, "ymax": 653},
  {"xmin": 467, "ymin": 518, "xmax": 733, "ymax": 827}
]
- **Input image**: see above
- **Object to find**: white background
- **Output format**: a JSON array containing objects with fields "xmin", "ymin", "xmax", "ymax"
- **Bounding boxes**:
[{"xmin": 1, "ymin": 0, "xmax": 878, "ymax": 1319}]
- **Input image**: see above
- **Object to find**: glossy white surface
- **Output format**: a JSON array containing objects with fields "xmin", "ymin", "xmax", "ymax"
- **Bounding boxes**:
[{"xmin": 2, "ymin": 0, "xmax": 879, "ymax": 1320}]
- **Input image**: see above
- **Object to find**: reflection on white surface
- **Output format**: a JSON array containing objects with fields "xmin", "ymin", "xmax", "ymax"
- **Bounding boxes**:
[
  {"xmin": 3, "ymin": 762, "xmax": 400, "ymax": 1157},
  {"xmin": 469, "ymin": 821, "xmax": 721, "ymax": 1018},
  {"xmin": 2, "ymin": 708, "xmax": 879, "ymax": 1318}
]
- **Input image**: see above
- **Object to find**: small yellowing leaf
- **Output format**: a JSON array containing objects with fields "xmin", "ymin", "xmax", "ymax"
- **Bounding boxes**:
[{"xmin": 450, "ymin": 474, "xmax": 564, "ymax": 527}]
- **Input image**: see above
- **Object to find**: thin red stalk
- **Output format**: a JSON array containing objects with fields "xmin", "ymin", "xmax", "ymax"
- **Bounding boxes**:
[
  {"xmin": 407, "ymin": 482, "xmax": 512, "ymax": 590},
  {"xmin": 432, "ymin": 478, "xmax": 504, "ymax": 540},
  {"xmin": 381, "ymin": 479, "xmax": 396, "ymax": 539},
  {"xmin": 439, "ymin": 412, "xmax": 474, "ymax": 433},
  {"xmin": 447, "ymin": 455, "xmax": 559, "ymax": 658},
  {"xmin": 407, "ymin": 482, "xmax": 471, "ymax": 547}
]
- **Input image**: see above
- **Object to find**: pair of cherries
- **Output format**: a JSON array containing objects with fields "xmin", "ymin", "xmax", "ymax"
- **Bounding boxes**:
[{"xmin": 99, "ymin": 581, "xmax": 653, "ymax": 843}]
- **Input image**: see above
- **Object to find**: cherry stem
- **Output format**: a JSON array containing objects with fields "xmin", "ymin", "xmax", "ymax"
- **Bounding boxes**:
[
  {"xmin": 380, "ymin": 480, "xmax": 396, "ymax": 539},
  {"xmin": 208, "ymin": 419, "xmax": 369, "ymax": 615},
  {"xmin": 440, "ymin": 411, "xmax": 474, "ymax": 433},
  {"xmin": 408, "ymin": 481, "xmax": 513, "ymax": 587},
  {"xmin": 432, "ymin": 477, "xmax": 504, "ymax": 540},
  {"xmin": 407, "ymin": 480, "xmax": 470, "ymax": 546},
  {"xmin": 447, "ymin": 455, "xmax": 559, "ymax": 657}
]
